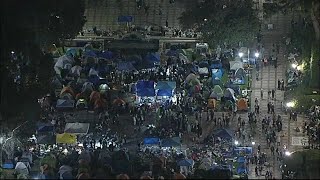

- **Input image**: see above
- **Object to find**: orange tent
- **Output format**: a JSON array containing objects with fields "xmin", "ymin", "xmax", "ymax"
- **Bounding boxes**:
[
  {"xmin": 237, "ymin": 98, "xmax": 248, "ymax": 111},
  {"xmin": 207, "ymin": 99, "xmax": 216, "ymax": 109},
  {"xmin": 113, "ymin": 98, "xmax": 125, "ymax": 106},
  {"xmin": 94, "ymin": 98, "xmax": 107, "ymax": 109},
  {"xmin": 60, "ymin": 86, "xmax": 75, "ymax": 97},
  {"xmin": 90, "ymin": 91, "xmax": 101, "ymax": 103}
]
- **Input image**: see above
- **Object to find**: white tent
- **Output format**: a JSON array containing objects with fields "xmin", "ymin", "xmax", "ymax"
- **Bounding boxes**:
[
  {"xmin": 15, "ymin": 162, "xmax": 29, "ymax": 175},
  {"xmin": 54, "ymin": 55, "xmax": 74, "ymax": 75},
  {"xmin": 198, "ymin": 67, "xmax": 209, "ymax": 75},
  {"xmin": 230, "ymin": 61, "xmax": 243, "ymax": 71},
  {"xmin": 64, "ymin": 123, "xmax": 90, "ymax": 134}
]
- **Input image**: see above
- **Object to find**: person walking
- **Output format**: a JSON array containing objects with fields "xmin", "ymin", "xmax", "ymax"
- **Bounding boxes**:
[
  {"xmin": 270, "ymin": 145, "xmax": 275, "ymax": 155},
  {"xmin": 281, "ymin": 79, "xmax": 285, "ymax": 90},
  {"xmin": 271, "ymin": 89, "xmax": 275, "ymax": 99},
  {"xmin": 260, "ymin": 89, "xmax": 264, "ymax": 99}
]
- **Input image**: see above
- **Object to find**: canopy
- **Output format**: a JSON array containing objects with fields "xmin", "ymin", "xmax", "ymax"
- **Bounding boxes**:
[
  {"xmin": 214, "ymin": 129, "xmax": 233, "ymax": 140},
  {"xmin": 161, "ymin": 137, "xmax": 181, "ymax": 147},
  {"xmin": 230, "ymin": 61, "xmax": 243, "ymax": 71},
  {"xmin": 177, "ymin": 159, "xmax": 194, "ymax": 167},
  {"xmin": 36, "ymin": 133, "xmax": 56, "ymax": 144},
  {"xmin": 224, "ymin": 88, "xmax": 236, "ymax": 102},
  {"xmin": 117, "ymin": 61, "xmax": 137, "ymax": 71},
  {"xmin": 64, "ymin": 123, "xmax": 90, "ymax": 134},
  {"xmin": 145, "ymin": 52, "xmax": 160, "ymax": 63},
  {"xmin": 156, "ymin": 81, "xmax": 176, "ymax": 97},
  {"xmin": 237, "ymin": 98, "xmax": 248, "ymax": 111},
  {"xmin": 143, "ymin": 138, "xmax": 160, "ymax": 145},
  {"xmin": 136, "ymin": 80, "xmax": 155, "ymax": 97},
  {"xmin": 98, "ymin": 51, "xmax": 113, "ymax": 59},
  {"xmin": 37, "ymin": 123, "xmax": 54, "ymax": 133},
  {"xmin": 56, "ymin": 99, "xmax": 75, "ymax": 109},
  {"xmin": 56, "ymin": 133, "xmax": 77, "ymax": 144}
]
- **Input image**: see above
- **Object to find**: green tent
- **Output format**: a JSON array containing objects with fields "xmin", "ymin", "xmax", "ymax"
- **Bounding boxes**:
[{"xmin": 211, "ymin": 85, "xmax": 224, "ymax": 100}]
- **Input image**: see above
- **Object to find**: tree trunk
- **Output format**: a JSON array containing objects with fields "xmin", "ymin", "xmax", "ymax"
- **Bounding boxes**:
[{"xmin": 311, "ymin": 1, "xmax": 320, "ymax": 40}]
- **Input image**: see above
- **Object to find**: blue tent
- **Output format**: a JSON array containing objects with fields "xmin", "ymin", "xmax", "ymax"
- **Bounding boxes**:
[
  {"xmin": 37, "ymin": 123, "xmax": 54, "ymax": 133},
  {"xmin": 56, "ymin": 99, "xmax": 75, "ymax": 109},
  {"xmin": 166, "ymin": 49, "xmax": 178, "ymax": 57},
  {"xmin": 144, "ymin": 138, "xmax": 160, "ymax": 145},
  {"xmin": 212, "ymin": 69, "xmax": 223, "ymax": 79},
  {"xmin": 117, "ymin": 62, "xmax": 136, "ymax": 71},
  {"xmin": 155, "ymin": 81, "xmax": 176, "ymax": 97},
  {"xmin": 177, "ymin": 159, "xmax": 194, "ymax": 167},
  {"xmin": 66, "ymin": 48, "xmax": 77, "ymax": 57},
  {"xmin": 88, "ymin": 75, "xmax": 100, "ymax": 86},
  {"xmin": 98, "ymin": 51, "xmax": 113, "ymax": 59},
  {"xmin": 161, "ymin": 137, "xmax": 181, "ymax": 147},
  {"xmin": 145, "ymin": 53, "xmax": 160, "ymax": 63},
  {"xmin": 214, "ymin": 129, "xmax": 233, "ymax": 140},
  {"xmin": 83, "ymin": 50, "xmax": 97, "ymax": 58},
  {"xmin": 136, "ymin": 80, "xmax": 155, "ymax": 97},
  {"xmin": 157, "ymin": 89, "xmax": 173, "ymax": 97}
]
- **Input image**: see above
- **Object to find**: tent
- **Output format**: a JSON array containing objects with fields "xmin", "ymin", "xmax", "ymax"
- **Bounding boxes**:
[
  {"xmin": 207, "ymin": 99, "xmax": 216, "ymax": 109},
  {"xmin": 60, "ymin": 86, "xmax": 75, "ymax": 97},
  {"xmin": 237, "ymin": 98, "xmax": 248, "ymax": 111},
  {"xmin": 214, "ymin": 129, "xmax": 233, "ymax": 140},
  {"xmin": 56, "ymin": 133, "xmax": 77, "ymax": 144},
  {"xmin": 166, "ymin": 49, "xmax": 178, "ymax": 57},
  {"xmin": 15, "ymin": 162, "xmax": 29, "ymax": 175},
  {"xmin": 199, "ymin": 162, "xmax": 212, "ymax": 170},
  {"xmin": 161, "ymin": 137, "xmax": 181, "ymax": 147},
  {"xmin": 98, "ymin": 51, "xmax": 113, "ymax": 59},
  {"xmin": 117, "ymin": 61, "xmax": 137, "ymax": 71},
  {"xmin": 113, "ymin": 98, "xmax": 125, "ymax": 106},
  {"xmin": 225, "ymin": 100, "xmax": 234, "ymax": 111},
  {"xmin": 136, "ymin": 80, "xmax": 155, "ymax": 97},
  {"xmin": 82, "ymin": 82, "xmax": 94, "ymax": 93},
  {"xmin": 211, "ymin": 85, "xmax": 223, "ymax": 100},
  {"xmin": 198, "ymin": 67, "xmax": 209, "ymax": 75},
  {"xmin": 54, "ymin": 55, "xmax": 74, "ymax": 75},
  {"xmin": 212, "ymin": 69, "xmax": 223, "ymax": 79},
  {"xmin": 64, "ymin": 123, "xmax": 90, "ymax": 134},
  {"xmin": 235, "ymin": 68, "xmax": 246, "ymax": 78},
  {"xmin": 185, "ymin": 73, "xmax": 197, "ymax": 83},
  {"xmin": 177, "ymin": 49, "xmax": 187, "ymax": 56},
  {"xmin": 210, "ymin": 59, "xmax": 223, "ymax": 69},
  {"xmin": 177, "ymin": 159, "xmax": 194, "ymax": 167},
  {"xmin": 66, "ymin": 48, "xmax": 77, "ymax": 58},
  {"xmin": 99, "ymin": 83, "xmax": 110, "ymax": 93},
  {"xmin": 143, "ymin": 138, "xmax": 160, "ymax": 145},
  {"xmin": 155, "ymin": 81, "xmax": 176, "ymax": 97},
  {"xmin": 94, "ymin": 98, "xmax": 107, "ymax": 110},
  {"xmin": 37, "ymin": 123, "xmax": 54, "ymax": 133},
  {"xmin": 224, "ymin": 88, "xmax": 236, "ymax": 102},
  {"xmin": 145, "ymin": 53, "xmax": 160, "ymax": 63},
  {"xmin": 83, "ymin": 50, "xmax": 97, "ymax": 58},
  {"xmin": 36, "ymin": 133, "xmax": 56, "ymax": 144},
  {"xmin": 90, "ymin": 91, "xmax": 101, "ymax": 103},
  {"xmin": 76, "ymin": 99, "xmax": 88, "ymax": 109},
  {"xmin": 56, "ymin": 99, "xmax": 75, "ymax": 109},
  {"xmin": 230, "ymin": 61, "xmax": 243, "ymax": 71},
  {"xmin": 225, "ymin": 83, "xmax": 241, "ymax": 95},
  {"xmin": 179, "ymin": 53, "xmax": 189, "ymax": 63}
]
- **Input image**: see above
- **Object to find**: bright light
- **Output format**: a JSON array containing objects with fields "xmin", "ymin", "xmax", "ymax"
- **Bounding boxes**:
[
  {"xmin": 286, "ymin": 101, "xmax": 295, "ymax": 108},
  {"xmin": 78, "ymin": 143, "xmax": 83, "ymax": 147},
  {"xmin": 254, "ymin": 52, "xmax": 260, "ymax": 58},
  {"xmin": 234, "ymin": 140, "xmax": 239, "ymax": 145},
  {"xmin": 285, "ymin": 151, "xmax": 292, "ymax": 156},
  {"xmin": 204, "ymin": 18, "xmax": 208, "ymax": 22},
  {"xmin": 251, "ymin": 141, "xmax": 255, "ymax": 145},
  {"xmin": 63, "ymin": 148, "xmax": 68, "ymax": 154},
  {"xmin": 11, "ymin": 51, "xmax": 15, "ymax": 54},
  {"xmin": 0, "ymin": 137, "xmax": 4, "ymax": 144},
  {"xmin": 297, "ymin": 65, "xmax": 303, "ymax": 71},
  {"xmin": 238, "ymin": 52, "xmax": 244, "ymax": 58},
  {"xmin": 291, "ymin": 63, "xmax": 298, "ymax": 69}
]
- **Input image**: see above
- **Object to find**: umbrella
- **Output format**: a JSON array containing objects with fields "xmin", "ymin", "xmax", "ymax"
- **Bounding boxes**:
[
  {"xmin": 113, "ymin": 98, "xmax": 125, "ymax": 106},
  {"xmin": 177, "ymin": 159, "xmax": 194, "ymax": 167}
]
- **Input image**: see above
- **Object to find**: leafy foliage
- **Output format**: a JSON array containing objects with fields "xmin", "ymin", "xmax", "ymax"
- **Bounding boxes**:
[{"xmin": 179, "ymin": 0, "xmax": 260, "ymax": 48}]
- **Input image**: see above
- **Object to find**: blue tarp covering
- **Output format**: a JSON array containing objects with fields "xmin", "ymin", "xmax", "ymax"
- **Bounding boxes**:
[
  {"xmin": 37, "ymin": 123, "xmax": 54, "ymax": 132},
  {"xmin": 56, "ymin": 99, "xmax": 75, "ymax": 108},
  {"xmin": 118, "ymin": 15, "xmax": 133, "ymax": 22},
  {"xmin": 136, "ymin": 80, "xmax": 155, "ymax": 97},
  {"xmin": 117, "ymin": 62, "xmax": 136, "ymax": 71},
  {"xmin": 177, "ymin": 159, "xmax": 194, "ymax": 167},
  {"xmin": 161, "ymin": 137, "xmax": 181, "ymax": 147},
  {"xmin": 83, "ymin": 50, "xmax": 97, "ymax": 58},
  {"xmin": 98, "ymin": 51, "xmax": 113, "ymax": 59},
  {"xmin": 166, "ymin": 49, "xmax": 178, "ymax": 57},
  {"xmin": 214, "ymin": 129, "xmax": 233, "ymax": 140},
  {"xmin": 144, "ymin": 138, "xmax": 160, "ymax": 145},
  {"xmin": 145, "ymin": 53, "xmax": 160, "ymax": 63}
]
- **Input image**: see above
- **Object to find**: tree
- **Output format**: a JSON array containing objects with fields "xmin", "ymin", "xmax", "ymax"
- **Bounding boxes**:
[
  {"xmin": 0, "ymin": 0, "xmax": 86, "ymax": 120},
  {"xmin": 179, "ymin": 0, "xmax": 261, "ymax": 48}
]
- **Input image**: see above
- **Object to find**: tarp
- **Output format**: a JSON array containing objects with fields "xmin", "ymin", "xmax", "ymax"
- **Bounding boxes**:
[
  {"xmin": 224, "ymin": 88, "xmax": 236, "ymax": 102},
  {"xmin": 64, "ymin": 123, "xmax": 90, "ymax": 134},
  {"xmin": 56, "ymin": 99, "xmax": 75, "ymax": 109},
  {"xmin": 117, "ymin": 62, "xmax": 137, "ymax": 71},
  {"xmin": 37, "ymin": 123, "xmax": 54, "ymax": 133},
  {"xmin": 237, "ymin": 98, "xmax": 248, "ymax": 111},
  {"xmin": 177, "ymin": 159, "xmax": 194, "ymax": 167},
  {"xmin": 145, "ymin": 53, "xmax": 160, "ymax": 63},
  {"xmin": 214, "ymin": 129, "xmax": 233, "ymax": 140},
  {"xmin": 56, "ymin": 133, "xmax": 77, "ymax": 144},
  {"xmin": 230, "ymin": 61, "xmax": 243, "ymax": 71},
  {"xmin": 161, "ymin": 137, "xmax": 181, "ymax": 147},
  {"xmin": 143, "ymin": 138, "xmax": 160, "ymax": 145},
  {"xmin": 136, "ymin": 80, "xmax": 155, "ymax": 97},
  {"xmin": 36, "ymin": 133, "xmax": 56, "ymax": 144},
  {"xmin": 98, "ymin": 51, "xmax": 113, "ymax": 59}
]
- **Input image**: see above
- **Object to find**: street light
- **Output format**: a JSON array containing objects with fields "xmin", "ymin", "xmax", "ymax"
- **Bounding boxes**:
[
  {"xmin": 291, "ymin": 63, "xmax": 298, "ymax": 69},
  {"xmin": 251, "ymin": 141, "xmax": 255, "ymax": 145},
  {"xmin": 285, "ymin": 151, "xmax": 292, "ymax": 156},
  {"xmin": 254, "ymin": 52, "xmax": 260, "ymax": 58},
  {"xmin": 286, "ymin": 101, "xmax": 295, "ymax": 108},
  {"xmin": 204, "ymin": 18, "xmax": 208, "ymax": 22},
  {"xmin": 234, "ymin": 140, "xmax": 239, "ymax": 145},
  {"xmin": 238, "ymin": 52, "xmax": 244, "ymax": 58}
]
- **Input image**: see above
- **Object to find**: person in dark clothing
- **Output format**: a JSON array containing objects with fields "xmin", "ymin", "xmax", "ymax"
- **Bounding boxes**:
[
  {"xmin": 281, "ymin": 79, "xmax": 285, "ymax": 90},
  {"xmin": 271, "ymin": 89, "xmax": 275, "ymax": 99},
  {"xmin": 277, "ymin": 79, "xmax": 281, "ymax": 90}
]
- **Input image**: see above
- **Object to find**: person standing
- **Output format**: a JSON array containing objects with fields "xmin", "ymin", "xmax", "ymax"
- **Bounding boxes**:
[
  {"xmin": 278, "ymin": 79, "xmax": 281, "ymax": 90},
  {"xmin": 271, "ymin": 89, "xmax": 275, "ymax": 99},
  {"xmin": 260, "ymin": 89, "xmax": 264, "ymax": 99},
  {"xmin": 281, "ymin": 79, "xmax": 285, "ymax": 90}
]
